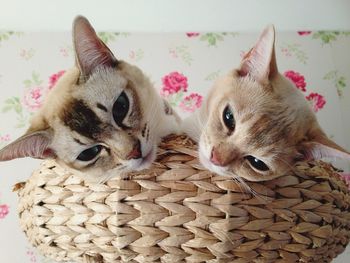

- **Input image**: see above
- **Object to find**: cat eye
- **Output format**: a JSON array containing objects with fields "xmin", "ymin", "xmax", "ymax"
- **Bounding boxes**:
[
  {"xmin": 223, "ymin": 105, "xmax": 235, "ymax": 131},
  {"xmin": 113, "ymin": 91, "xmax": 130, "ymax": 127},
  {"xmin": 77, "ymin": 145, "xmax": 103, "ymax": 161},
  {"xmin": 245, "ymin": 155, "xmax": 269, "ymax": 172}
]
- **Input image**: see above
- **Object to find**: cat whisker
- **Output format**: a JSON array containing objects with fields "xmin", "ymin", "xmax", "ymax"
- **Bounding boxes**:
[
  {"xmin": 191, "ymin": 112, "xmax": 206, "ymax": 141},
  {"xmin": 237, "ymin": 176, "xmax": 266, "ymax": 202},
  {"xmin": 272, "ymin": 154, "xmax": 301, "ymax": 176},
  {"xmin": 223, "ymin": 170, "xmax": 251, "ymax": 194},
  {"xmin": 97, "ymin": 175, "xmax": 114, "ymax": 186},
  {"xmin": 146, "ymin": 101, "xmax": 157, "ymax": 127},
  {"xmin": 100, "ymin": 173, "xmax": 120, "ymax": 185},
  {"xmin": 146, "ymin": 99, "xmax": 161, "ymax": 136},
  {"xmin": 210, "ymin": 225, "xmax": 244, "ymax": 247},
  {"xmin": 97, "ymin": 165, "xmax": 126, "ymax": 185},
  {"xmin": 192, "ymin": 110, "xmax": 205, "ymax": 129},
  {"xmin": 224, "ymin": 169, "xmax": 267, "ymax": 203}
]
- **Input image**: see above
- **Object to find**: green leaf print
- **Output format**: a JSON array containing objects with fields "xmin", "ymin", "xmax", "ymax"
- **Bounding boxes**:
[
  {"xmin": 169, "ymin": 45, "xmax": 193, "ymax": 65},
  {"xmin": 20, "ymin": 48, "xmax": 36, "ymax": 60},
  {"xmin": 205, "ymin": 70, "xmax": 222, "ymax": 81},
  {"xmin": 32, "ymin": 72, "xmax": 42, "ymax": 85},
  {"xmin": 166, "ymin": 91, "xmax": 185, "ymax": 107},
  {"xmin": 23, "ymin": 71, "xmax": 43, "ymax": 87},
  {"xmin": 2, "ymin": 97, "xmax": 21, "ymax": 113},
  {"xmin": 1, "ymin": 96, "xmax": 28, "ymax": 127},
  {"xmin": 2, "ymin": 72, "xmax": 43, "ymax": 128},
  {"xmin": 129, "ymin": 49, "xmax": 144, "ymax": 62},
  {"xmin": 199, "ymin": 32, "xmax": 238, "ymax": 47},
  {"xmin": 200, "ymin": 33, "xmax": 221, "ymax": 46},
  {"xmin": 323, "ymin": 70, "xmax": 347, "ymax": 97},
  {"xmin": 280, "ymin": 43, "xmax": 308, "ymax": 64},
  {"xmin": 312, "ymin": 31, "xmax": 350, "ymax": 45},
  {"xmin": 97, "ymin": 32, "xmax": 129, "ymax": 44},
  {"xmin": 0, "ymin": 31, "xmax": 13, "ymax": 42},
  {"xmin": 23, "ymin": 79, "xmax": 32, "ymax": 87},
  {"xmin": 0, "ymin": 31, "xmax": 22, "ymax": 45}
]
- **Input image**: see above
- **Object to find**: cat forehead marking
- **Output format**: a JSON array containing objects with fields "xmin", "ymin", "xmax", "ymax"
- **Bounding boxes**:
[
  {"xmin": 60, "ymin": 99, "xmax": 103, "ymax": 139},
  {"xmin": 246, "ymin": 111, "xmax": 292, "ymax": 148}
]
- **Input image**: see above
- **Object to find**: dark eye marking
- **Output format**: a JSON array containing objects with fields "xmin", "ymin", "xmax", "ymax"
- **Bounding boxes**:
[
  {"xmin": 77, "ymin": 145, "xmax": 103, "ymax": 162},
  {"xmin": 223, "ymin": 105, "xmax": 235, "ymax": 132},
  {"xmin": 96, "ymin": 103, "xmax": 108, "ymax": 112},
  {"xmin": 146, "ymin": 127, "xmax": 150, "ymax": 141},
  {"xmin": 113, "ymin": 91, "xmax": 130, "ymax": 129},
  {"xmin": 141, "ymin": 124, "xmax": 147, "ymax": 138},
  {"xmin": 73, "ymin": 138, "xmax": 87, "ymax": 146},
  {"xmin": 61, "ymin": 99, "xmax": 103, "ymax": 139},
  {"xmin": 245, "ymin": 155, "xmax": 269, "ymax": 172}
]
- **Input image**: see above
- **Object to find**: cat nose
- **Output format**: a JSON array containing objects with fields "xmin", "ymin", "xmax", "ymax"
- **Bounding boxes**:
[
  {"xmin": 210, "ymin": 148, "xmax": 224, "ymax": 166},
  {"xmin": 210, "ymin": 147, "xmax": 232, "ymax": 167},
  {"xmin": 126, "ymin": 140, "xmax": 142, "ymax": 160}
]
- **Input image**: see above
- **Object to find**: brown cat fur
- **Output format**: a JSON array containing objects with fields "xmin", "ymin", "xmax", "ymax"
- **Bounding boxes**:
[{"xmin": 183, "ymin": 25, "xmax": 350, "ymax": 182}]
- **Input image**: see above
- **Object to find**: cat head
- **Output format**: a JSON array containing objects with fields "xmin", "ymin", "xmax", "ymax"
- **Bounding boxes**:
[
  {"xmin": 199, "ymin": 25, "xmax": 350, "ymax": 182},
  {"xmin": 0, "ymin": 16, "xmax": 172, "ymax": 181}
]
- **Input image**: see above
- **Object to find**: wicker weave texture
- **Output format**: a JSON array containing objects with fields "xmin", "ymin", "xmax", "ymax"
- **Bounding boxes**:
[{"xmin": 17, "ymin": 135, "xmax": 350, "ymax": 263}]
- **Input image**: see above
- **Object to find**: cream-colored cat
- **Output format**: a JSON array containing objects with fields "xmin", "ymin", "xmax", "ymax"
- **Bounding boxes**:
[
  {"xmin": 0, "ymin": 16, "xmax": 180, "ymax": 182},
  {"xmin": 183, "ymin": 25, "xmax": 350, "ymax": 182}
]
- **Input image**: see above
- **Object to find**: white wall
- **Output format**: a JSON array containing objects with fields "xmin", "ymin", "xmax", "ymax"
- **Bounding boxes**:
[{"xmin": 0, "ymin": 0, "xmax": 349, "ymax": 31}]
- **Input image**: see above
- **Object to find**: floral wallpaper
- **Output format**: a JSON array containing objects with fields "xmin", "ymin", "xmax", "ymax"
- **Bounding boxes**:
[{"xmin": 0, "ymin": 30, "xmax": 350, "ymax": 262}]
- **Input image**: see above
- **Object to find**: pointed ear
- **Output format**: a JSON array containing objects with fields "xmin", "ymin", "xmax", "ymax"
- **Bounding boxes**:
[
  {"xmin": 298, "ymin": 128, "xmax": 350, "ymax": 161},
  {"xmin": 0, "ymin": 130, "xmax": 55, "ymax": 161},
  {"xmin": 238, "ymin": 25, "xmax": 278, "ymax": 83},
  {"xmin": 73, "ymin": 15, "xmax": 118, "ymax": 80}
]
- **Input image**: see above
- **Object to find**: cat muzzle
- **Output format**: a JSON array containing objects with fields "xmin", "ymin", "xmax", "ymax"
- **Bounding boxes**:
[{"xmin": 126, "ymin": 140, "xmax": 142, "ymax": 160}]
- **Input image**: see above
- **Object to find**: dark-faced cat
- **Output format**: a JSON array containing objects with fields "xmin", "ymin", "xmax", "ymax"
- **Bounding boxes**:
[{"xmin": 0, "ymin": 16, "xmax": 181, "ymax": 182}]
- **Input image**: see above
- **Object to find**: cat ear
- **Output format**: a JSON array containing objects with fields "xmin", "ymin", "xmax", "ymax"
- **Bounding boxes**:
[
  {"xmin": 73, "ymin": 16, "xmax": 118, "ymax": 80},
  {"xmin": 238, "ymin": 25, "xmax": 278, "ymax": 83},
  {"xmin": 298, "ymin": 128, "xmax": 350, "ymax": 161},
  {"xmin": 0, "ymin": 130, "xmax": 55, "ymax": 161}
]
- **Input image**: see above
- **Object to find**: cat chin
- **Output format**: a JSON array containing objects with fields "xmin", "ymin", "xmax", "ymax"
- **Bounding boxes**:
[{"xmin": 198, "ymin": 148, "xmax": 227, "ymax": 176}]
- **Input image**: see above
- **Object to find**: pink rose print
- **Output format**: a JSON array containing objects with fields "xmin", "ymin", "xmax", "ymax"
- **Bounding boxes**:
[
  {"xmin": 306, "ymin": 92, "xmax": 326, "ymax": 112},
  {"xmin": 281, "ymin": 47, "xmax": 292, "ymax": 57},
  {"xmin": 179, "ymin": 93, "xmax": 203, "ymax": 113},
  {"xmin": 0, "ymin": 204, "xmax": 9, "ymax": 219},
  {"xmin": 161, "ymin": 71, "xmax": 188, "ymax": 96},
  {"xmin": 298, "ymin": 31, "xmax": 312, "ymax": 36},
  {"xmin": 26, "ymin": 249, "xmax": 37, "ymax": 263},
  {"xmin": 60, "ymin": 47, "xmax": 70, "ymax": 57},
  {"xmin": 22, "ymin": 86, "xmax": 46, "ymax": 112},
  {"xmin": 48, "ymin": 70, "xmax": 65, "ymax": 89},
  {"xmin": 186, "ymin": 32, "xmax": 200, "ymax": 37},
  {"xmin": 341, "ymin": 173, "xmax": 350, "ymax": 190},
  {"xmin": 169, "ymin": 49, "xmax": 178, "ymax": 58},
  {"xmin": 284, "ymin": 70, "xmax": 307, "ymax": 92},
  {"xmin": 160, "ymin": 71, "xmax": 201, "ymax": 111},
  {"xmin": 0, "ymin": 134, "xmax": 10, "ymax": 143}
]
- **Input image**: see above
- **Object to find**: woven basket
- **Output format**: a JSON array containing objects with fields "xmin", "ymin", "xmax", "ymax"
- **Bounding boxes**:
[{"xmin": 16, "ymin": 135, "xmax": 350, "ymax": 263}]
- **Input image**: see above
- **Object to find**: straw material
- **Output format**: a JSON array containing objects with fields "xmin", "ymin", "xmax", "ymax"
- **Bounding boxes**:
[{"xmin": 16, "ymin": 135, "xmax": 350, "ymax": 263}]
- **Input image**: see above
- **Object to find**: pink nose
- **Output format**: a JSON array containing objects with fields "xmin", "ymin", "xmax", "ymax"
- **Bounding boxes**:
[
  {"xmin": 210, "ymin": 148, "xmax": 224, "ymax": 166},
  {"xmin": 126, "ymin": 141, "xmax": 142, "ymax": 160}
]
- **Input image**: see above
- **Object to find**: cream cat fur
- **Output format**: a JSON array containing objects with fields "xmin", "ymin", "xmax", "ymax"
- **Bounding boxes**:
[
  {"xmin": 183, "ymin": 25, "xmax": 350, "ymax": 182},
  {"xmin": 0, "ymin": 16, "xmax": 180, "ymax": 182}
]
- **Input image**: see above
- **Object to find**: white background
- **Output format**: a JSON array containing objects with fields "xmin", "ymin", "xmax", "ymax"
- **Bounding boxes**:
[{"xmin": 0, "ymin": 0, "xmax": 349, "ymax": 31}]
